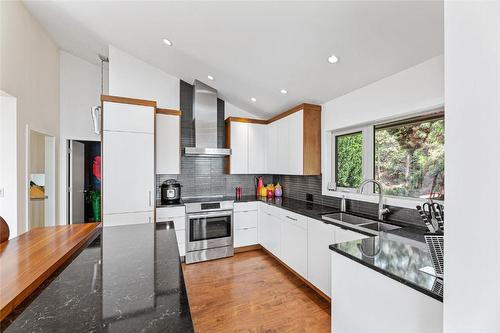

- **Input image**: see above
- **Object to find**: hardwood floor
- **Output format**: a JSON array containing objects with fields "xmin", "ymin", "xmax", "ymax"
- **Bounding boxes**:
[{"xmin": 182, "ymin": 249, "xmax": 331, "ymax": 333}]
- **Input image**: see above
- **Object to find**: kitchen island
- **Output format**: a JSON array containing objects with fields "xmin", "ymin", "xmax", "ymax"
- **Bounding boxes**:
[
  {"xmin": 330, "ymin": 230, "xmax": 443, "ymax": 333},
  {"xmin": 1, "ymin": 221, "xmax": 194, "ymax": 332}
]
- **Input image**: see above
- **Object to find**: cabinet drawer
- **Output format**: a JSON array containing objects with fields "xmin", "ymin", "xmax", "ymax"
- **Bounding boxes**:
[
  {"xmin": 234, "ymin": 210, "xmax": 258, "ymax": 229},
  {"xmin": 280, "ymin": 210, "xmax": 307, "ymax": 231},
  {"xmin": 156, "ymin": 215, "xmax": 185, "ymax": 231},
  {"xmin": 156, "ymin": 206, "xmax": 185, "ymax": 219},
  {"xmin": 104, "ymin": 211, "xmax": 153, "ymax": 227},
  {"xmin": 234, "ymin": 201, "xmax": 259, "ymax": 212},
  {"xmin": 234, "ymin": 227, "xmax": 258, "ymax": 247}
]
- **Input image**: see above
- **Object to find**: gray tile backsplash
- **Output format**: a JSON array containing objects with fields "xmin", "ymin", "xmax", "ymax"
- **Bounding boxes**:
[{"xmin": 158, "ymin": 80, "xmax": 424, "ymax": 229}]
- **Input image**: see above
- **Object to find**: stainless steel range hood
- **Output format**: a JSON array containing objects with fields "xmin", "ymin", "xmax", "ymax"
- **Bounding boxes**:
[{"xmin": 184, "ymin": 80, "xmax": 231, "ymax": 157}]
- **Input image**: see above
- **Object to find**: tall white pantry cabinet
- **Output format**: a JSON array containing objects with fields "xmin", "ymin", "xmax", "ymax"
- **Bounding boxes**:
[{"xmin": 102, "ymin": 97, "xmax": 155, "ymax": 227}]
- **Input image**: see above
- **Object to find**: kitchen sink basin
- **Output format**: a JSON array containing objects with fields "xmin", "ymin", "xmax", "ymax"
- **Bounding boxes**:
[
  {"xmin": 359, "ymin": 222, "xmax": 401, "ymax": 233},
  {"xmin": 322, "ymin": 212, "xmax": 401, "ymax": 235},
  {"xmin": 323, "ymin": 212, "xmax": 376, "ymax": 225}
]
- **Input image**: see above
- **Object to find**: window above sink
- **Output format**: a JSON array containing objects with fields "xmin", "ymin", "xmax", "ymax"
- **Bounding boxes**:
[{"xmin": 327, "ymin": 108, "xmax": 444, "ymax": 208}]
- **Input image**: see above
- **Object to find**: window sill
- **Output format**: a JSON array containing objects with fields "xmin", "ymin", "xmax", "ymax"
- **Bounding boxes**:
[{"xmin": 322, "ymin": 188, "xmax": 444, "ymax": 210}]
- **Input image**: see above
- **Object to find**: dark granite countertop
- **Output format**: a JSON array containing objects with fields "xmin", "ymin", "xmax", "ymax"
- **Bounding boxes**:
[
  {"xmin": 1, "ymin": 222, "xmax": 194, "ymax": 333},
  {"xmin": 329, "ymin": 232, "xmax": 443, "ymax": 302}
]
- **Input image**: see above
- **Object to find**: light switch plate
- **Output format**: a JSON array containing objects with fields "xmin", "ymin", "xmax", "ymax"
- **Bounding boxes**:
[{"xmin": 0, "ymin": 187, "xmax": 4, "ymax": 198}]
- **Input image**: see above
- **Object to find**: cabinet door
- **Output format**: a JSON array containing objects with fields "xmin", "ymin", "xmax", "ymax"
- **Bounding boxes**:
[
  {"xmin": 288, "ymin": 110, "xmax": 304, "ymax": 175},
  {"xmin": 103, "ymin": 101, "xmax": 154, "ymax": 133},
  {"xmin": 276, "ymin": 117, "xmax": 290, "ymax": 174},
  {"xmin": 268, "ymin": 213, "xmax": 282, "ymax": 258},
  {"xmin": 281, "ymin": 219, "xmax": 307, "ymax": 278},
  {"xmin": 248, "ymin": 123, "xmax": 267, "ymax": 174},
  {"xmin": 266, "ymin": 121, "xmax": 279, "ymax": 174},
  {"xmin": 230, "ymin": 122, "xmax": 248, "ymax": 174},
  {"xmin": 307, "ymin": 218, "xmax": 335, "ymax": 296},
  {"xmin": 103, "ymin": 131, "xmax": 154, "ymax": 215},
  {"xmin": 156, "ymin": 114, "xmax": 180, "ymax": 174}
]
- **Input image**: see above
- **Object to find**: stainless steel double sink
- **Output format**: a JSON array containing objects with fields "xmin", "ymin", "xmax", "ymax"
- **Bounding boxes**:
[{"xmin": 322, "ymin": 212, "xmax": 401, "ymax": 235}]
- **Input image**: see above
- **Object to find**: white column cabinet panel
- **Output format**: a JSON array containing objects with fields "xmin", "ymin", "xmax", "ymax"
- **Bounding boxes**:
[
  {"xmin": 230, "ymin": 122, "xmax": 248, "ymax": 174},
  {"xmin": 103, "ymin": 101, "xmax": 154, "ymax": 133},
  {"xmin": 288, "ymin": 110, "xmax": 304, "ymax": 175},
  {"xmin": 103, "ymin": 131, "xmax": 154, "ymax": 215},
  {"xmin": 156, "ymin": 113, "xmax": 180, "ymax": 174},
  {"xmin": 248, "ymin": 123, "xmax": 267, "ymax": 174}
]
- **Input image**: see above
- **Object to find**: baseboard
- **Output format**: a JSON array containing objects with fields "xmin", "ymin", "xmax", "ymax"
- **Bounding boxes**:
[
  {"xmin": 260, "ymin": 247, "xmax": 331, "ymax": 303},
  {"xmin": 234, "ymin": 244, "xmax": 262, "ymax": 253}
]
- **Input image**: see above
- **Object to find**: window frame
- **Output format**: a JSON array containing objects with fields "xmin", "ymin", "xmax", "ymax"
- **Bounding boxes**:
[{"xmin": 327, "ymin": 108, "xmax": 444, "ymax": 208}]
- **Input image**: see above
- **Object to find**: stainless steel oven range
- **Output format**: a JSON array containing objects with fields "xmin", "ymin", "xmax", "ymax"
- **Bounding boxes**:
[{"xmin": 184, "ymin": 197, "xmax": 234, "ymax": 264}]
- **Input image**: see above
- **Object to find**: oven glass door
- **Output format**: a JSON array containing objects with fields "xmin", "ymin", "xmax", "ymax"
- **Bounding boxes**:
[{"xmin": 188, "ymin": 211, "xmax": 232, "ymax": 243}]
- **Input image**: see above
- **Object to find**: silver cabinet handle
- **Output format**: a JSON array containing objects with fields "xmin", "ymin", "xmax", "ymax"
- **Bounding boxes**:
[{"xmin": 286, "ymin": 216, "xmax": 297, "ymax": 221}]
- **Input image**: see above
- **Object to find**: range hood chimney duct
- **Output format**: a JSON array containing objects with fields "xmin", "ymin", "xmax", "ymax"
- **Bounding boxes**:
[{"xmin": 184, "ymin": 80, "xmax": 231, "ymax": 157}]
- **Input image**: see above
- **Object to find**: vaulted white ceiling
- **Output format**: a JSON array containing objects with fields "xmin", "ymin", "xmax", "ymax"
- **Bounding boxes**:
[{"xmin": 24, "ymin": 1, "xmax": 443, "ymax": 118}]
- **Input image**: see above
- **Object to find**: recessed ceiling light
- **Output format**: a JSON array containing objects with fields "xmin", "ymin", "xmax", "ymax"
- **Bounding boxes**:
[
  {"xmin": 207, "ymin": 75, "xmax": 214, "ymax": 81},
  {"xmin": 280, "ymin": 89, "xmax": 288, "ymax": 94},
  {"xmin": 162, "ymin": 38, "xmax": 173, "ymax": 46},
  {"xmin": 251, "ymin": 97, "xmax": 257, "ymax": 102},
  {"xmin": 328, "ymin": 55, "xmax": 339, "ymax": 64}
]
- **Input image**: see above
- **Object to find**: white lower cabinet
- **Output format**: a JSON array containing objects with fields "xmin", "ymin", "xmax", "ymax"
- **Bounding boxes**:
[
  {"xmin": 261, "ymin": 207, "xmax": 282, "ymax": 259},
  {"xmin": 281, "ymin": 215, "xmax": 307, "ymax": 278},
  {"xmin": 103, "ymin": 211, "xmax": 153, "ymax": 227},
  {"xmin": 331, "ymin": 252, "xmax": 443, "ymax": 333},
  {"xmin": 307, "ymin": 218, "xmax": 336, "ymax": 296},
  {"xmin": 234, "ymin": 209, "xmax": 258, "ymax": 247},
  {"xmin": 156, "ymin": 206, "xmax": 186, "ymax": 257}
]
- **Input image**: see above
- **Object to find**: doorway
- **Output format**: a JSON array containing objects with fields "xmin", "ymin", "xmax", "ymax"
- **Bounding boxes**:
[
  {"xmin": 27, "ymin": 129, "xmax": 56, "ymax": 229},
  {"xmin": 68, "ymin": 140, "xmax": 101, "ymax": 224}
]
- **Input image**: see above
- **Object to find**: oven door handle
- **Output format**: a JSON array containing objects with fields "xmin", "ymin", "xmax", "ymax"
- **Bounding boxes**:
[{"xmin": 187, "ymin": 210, "xmax": 233, "ymax": 219}]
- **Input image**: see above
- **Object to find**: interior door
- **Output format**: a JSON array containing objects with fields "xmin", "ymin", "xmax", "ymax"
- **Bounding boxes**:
[{"xmin": 70, "ymin": 141, "xmax": 85, "ymax": 224}]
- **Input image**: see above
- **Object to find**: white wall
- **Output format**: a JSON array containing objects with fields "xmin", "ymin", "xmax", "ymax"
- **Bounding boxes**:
[
  {"xmin": 0, "ymin": 92, "xmax": 18, "ymax": 238},
  {"xmin": 108, "ymin": 45, "xmax": 179, "ymax": 109},
  {"xmin": 320, "ymin": 55, "xmax": 444, "ymax": 207},
  {"xmin": 59, "ymin": 51, "xmax": 108, "ymax": 224},
  {"xmin": 0, "ymin": 1, "xmax": 60, "ymax": 235},
  {"xmin": 444, "ymin": 2, "xmax": 500, "ymax": 332},
  {"xmin": 225, "ymin": 102, "xmax": 263, "ymax": 119}
]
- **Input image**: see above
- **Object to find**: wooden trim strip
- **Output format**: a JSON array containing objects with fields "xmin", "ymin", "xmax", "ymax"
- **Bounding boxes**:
[
  {"xmin": 0, "ymin": 223, "xmax": 102, "ymax": 320},
  {"xmin": 224, "ymin": 103, "xmax": 321, "ymax": 124},
  {"xmin": 225, "ymin": 117, "xmax": 268, "ymax": 125},
  {"xmin": 234, "ymin": 244, "xmax": 262, "ymax": 253},
  {"xmin": 260, "ymin": 247, "xmax": 331, "ymax": 303},
  {"xmin": 101, "ymin": 95, "xmax": 157, "ymax": 107},
  {"xmin": 156, "ymin": 108, "xmax": 182, "ymax": 116},
  {"xmin": 267, "ymin": 103, "xmax": 321, "ymax": 123}
]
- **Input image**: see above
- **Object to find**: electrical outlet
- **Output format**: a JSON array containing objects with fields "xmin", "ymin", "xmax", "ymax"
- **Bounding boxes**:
[
  {"xmin": 0, "ymin": 187, "xmax": 4, "ymax": 198},
  {"xmin": 306, "ymin": 193, "xmax": 313, "ymax": 202}
]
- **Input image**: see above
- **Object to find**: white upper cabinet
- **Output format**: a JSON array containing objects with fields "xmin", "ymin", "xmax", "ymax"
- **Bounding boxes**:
[
  {"xmin": 229, "ymin": 121, "xmax": 249, "ymax": 174},
  {"xmin": 288, "ymin": 110, "xmax": 304, "ymax": 175},
  {"xmin": 267, "ymin": 120, "xmax": 279, "ymax": 174},
  {"xmin": 156, "ymin": 113, "xmax": 180, "ymax": 174},
  {"xmin": 225, "ymin": 104, "xmax": 321, "ymax": 175},
  {"xmin": 103, "ymin": 101, "xmax": 154, "ymax": 133},
  {"xmin": 248, "ymin": 123, "xmax": 267, "ymax": 174}
]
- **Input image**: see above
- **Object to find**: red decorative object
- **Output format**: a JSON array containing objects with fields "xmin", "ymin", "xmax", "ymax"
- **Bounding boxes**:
[{"xmin": 92, "ymin": 156, "xmax": 101, "ymax": 181}]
